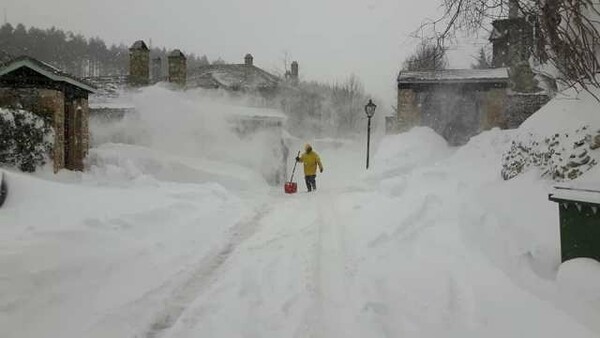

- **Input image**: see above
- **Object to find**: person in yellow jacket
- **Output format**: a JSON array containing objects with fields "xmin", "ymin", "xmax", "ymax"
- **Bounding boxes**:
[{"xmin": 295, "ymin": 143, "xmax": 323, "ymax": 192}]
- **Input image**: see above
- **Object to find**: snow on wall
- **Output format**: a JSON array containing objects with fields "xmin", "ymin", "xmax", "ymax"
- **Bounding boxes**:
[{"xmin": 502, "ymin": 87, "xmax": 600, "ymax": 181}]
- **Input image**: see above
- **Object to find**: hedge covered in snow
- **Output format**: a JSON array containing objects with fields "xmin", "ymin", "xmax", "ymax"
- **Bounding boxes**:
[
  {"xmin": 501, "ymin": 126, "xmax": 600, "ymax": 181},
  {"xmin": 0, "ymin": 108, "xmax": 54, "ymax": 172}
]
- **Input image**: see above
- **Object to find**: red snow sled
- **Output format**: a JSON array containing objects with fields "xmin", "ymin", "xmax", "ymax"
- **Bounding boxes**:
[{"xmin": 284, "ymin": 151, "xmax": 301, "ymax": 194}]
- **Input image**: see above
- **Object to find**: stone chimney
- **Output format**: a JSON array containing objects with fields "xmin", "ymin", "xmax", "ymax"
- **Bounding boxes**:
[
  {"xmin": 508, "ymin": 0, "xmax": 519, "ymax": 19},
  {"xmin": 245, "ymin": 53, "xmax": 253, "ymax": 66},
  {"xmin": 129, "ymin": 40, "xmax": 150, "ymax": 86},
  {"xmin": 291, "ymin": 61, "xmax": 299, "ymax": 80},
  {"xmin": 152, "ymin": 57, "xmax": 162, "ymax": 83},
  {"xmin": 168, "ymin": 49, "xmax": 187, "ymax": 87}
]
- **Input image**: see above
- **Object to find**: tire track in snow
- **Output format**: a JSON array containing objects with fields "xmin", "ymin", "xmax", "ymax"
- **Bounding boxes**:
[
  {"xmin": 143, "ymin": 205, "xmax": 270, "ymax": 338},
  {"xmin": 295, "ymin": 192, "xmax": 356, "ymax": 338}
]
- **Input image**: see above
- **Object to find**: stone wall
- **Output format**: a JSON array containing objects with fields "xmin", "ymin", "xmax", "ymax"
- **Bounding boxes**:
[
  {"xmin": 504, "ymin": 93, "xmax": 551, "ymax": 129},
  {"xmin": 481, "ymin": 88, "xmax": 509, "ymax": 130},
  {"xmin": 0, "ymin": 87, "xmax": 92, "ymax": 172},
  {"xmin": 396, "ymin": 84, "xmax": 515, "ymax": 145},
  {"xmin": 0, "ymin": 87, "xmax": 65, "ymax": 171},
  {"xmin": 397, "ymin": 88, "xmax": 420, "ymax": 131}
]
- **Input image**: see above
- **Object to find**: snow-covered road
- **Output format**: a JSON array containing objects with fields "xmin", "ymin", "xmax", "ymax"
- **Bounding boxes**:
[{"xmin": 2, "ymin": 128, "xmax": 600, "ymax": 338}]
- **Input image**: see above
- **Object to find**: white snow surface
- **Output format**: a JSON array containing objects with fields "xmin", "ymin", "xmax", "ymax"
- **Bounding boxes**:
[
  {"xmin": 2, "ymin": 87, "xmax": 600, "ymax": 338},
  {"xmin": 558, "ymin": 258, "xmax": 600, "ymax": 303},
  {"xmin": 520, "ymin": 86, "xmax": 600, "ymax": 135}
]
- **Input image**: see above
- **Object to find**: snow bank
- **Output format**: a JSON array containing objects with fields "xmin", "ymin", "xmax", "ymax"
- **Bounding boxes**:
[
  {"xmin": 520, "ymin": 87, "xmax": 600, "ymax": 135},
  {"xmin": 558, "ymin": 258, "xmax": 600, "ymax": 302},
  {"xmin": 4, "ymin": 82, "xmax": 600, "ymax": 337},
  {"xmin": 0, "ymin": 169, "xmax": 248, "ymax": 338},
  {"xmin": 502, "ymin": 86, "xmax": 600, "ymax": 181},
  {"xmin": 340, "ymin": 124, "xmax": 599, "ymax": 336},
  {"xmin": 371, "ymin": 127, "xmax": 451, "ymax": 177}
]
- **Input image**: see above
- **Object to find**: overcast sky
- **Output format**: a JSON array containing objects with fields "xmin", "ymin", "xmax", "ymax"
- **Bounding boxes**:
[{"xmin": 3, "ymin": 0, "xmax": 487, "ymax": 113}]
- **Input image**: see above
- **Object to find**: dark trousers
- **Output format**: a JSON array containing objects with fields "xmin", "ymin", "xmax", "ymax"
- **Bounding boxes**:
[{"xmin": 305, "ymin": 175, "xmax": 317, "ymax": 192}]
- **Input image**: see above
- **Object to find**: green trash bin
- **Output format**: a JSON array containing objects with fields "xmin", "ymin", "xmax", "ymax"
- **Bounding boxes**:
[{"xmin": 549, "ymin": 186, "xmax": 600, "ymax": 263}]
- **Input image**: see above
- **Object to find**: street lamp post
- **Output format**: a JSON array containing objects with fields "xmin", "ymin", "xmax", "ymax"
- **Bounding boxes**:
[{"xmin": 364, "ymin": 99, "xmax": 376, "ymax": 169}]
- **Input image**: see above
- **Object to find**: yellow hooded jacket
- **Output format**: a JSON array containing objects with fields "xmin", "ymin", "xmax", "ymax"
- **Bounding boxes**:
[{"xmin": 299, "ymin": 150, "xmax": 323, "ymax": 176}]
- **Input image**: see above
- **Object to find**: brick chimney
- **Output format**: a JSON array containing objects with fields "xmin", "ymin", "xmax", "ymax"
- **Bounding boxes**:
[
  {"xmin": 168, "ymin": 49, "xmax": 187, "ymax": 87},
  {"xmin": 245, "ymin": 53, "xmax": 253, "ymax": 66},
  {"xmin": 129, "ymin": 40, "xmax": 150, "ymax": 86}
]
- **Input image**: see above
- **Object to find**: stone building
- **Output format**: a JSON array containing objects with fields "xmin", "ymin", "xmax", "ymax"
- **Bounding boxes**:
[
  {"xmin": 129, "ymin": 40, "xmax": 150, "ymax": 86},
  {"xmin": 168, "ymin": 50, "xmax": 186, "ymax": 87},
  {"xmin": 397, "ymin": 68, "xmax": 511, "ymax": 145},
  {"xmin": 489, "ymin": 16, "xmax": 533, "ymax": 68},
  {"xmin": 187, "ymin": 53, "xmax": 280, "ymax": 95},
  {"xmin": 0, "ymin": 56, "xmax": 95, "ymax": 171},
  {"xmin": 394, "ymin": 2, "xmax": 551, "ymax": 144}
]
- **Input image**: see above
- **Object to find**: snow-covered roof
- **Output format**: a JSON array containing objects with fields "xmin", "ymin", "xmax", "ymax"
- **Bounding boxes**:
[
  {"xmin": 168, "ymin": 49, "xmax": 185, "ymax": 58},
  {"xmin": 130, "ymin": 40, "xmax": 149, "ymax": 51},
  {"xmin": 188, "ymin": 64, "xmax": 279, "ymax": 91},
  {"xmin": 550, "ymin": 186, "xmax": 600, "ymax": 205},
  {"xmin": 0, "ymin": 56, "xmax": 96, "ymax": 93},
  {"xmin": 397, "ymin": 68, "xmax": 510, "ymax": 84},
  {"xmin": 84, "ymin": 75, "xmax": 128, "ymax": 98}
]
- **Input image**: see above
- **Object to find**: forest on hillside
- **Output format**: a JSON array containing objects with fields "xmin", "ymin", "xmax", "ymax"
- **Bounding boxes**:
[{"xmin": 0, "ymin": 23, "xmax": 216, "ymax": 78}]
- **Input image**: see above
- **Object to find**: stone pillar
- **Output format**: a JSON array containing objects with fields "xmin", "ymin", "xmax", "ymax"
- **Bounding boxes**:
[
  {"xmin": 129, "ymin": 40, "xmax": 150, "ymax": 86},
  {"xmin": 152, "ymin": 57, "xmax": 162, "ymax": 83},
  {"xmin": 168, "ymin": 50, "xmax": 187, "ymax": 87},
  {"xmin": 397, "ymin": 88, "xmax": 420, "ymax": 131},
  {"xmin": 245, "ymin": 53, "xmax": 253, "ymax": 66}
]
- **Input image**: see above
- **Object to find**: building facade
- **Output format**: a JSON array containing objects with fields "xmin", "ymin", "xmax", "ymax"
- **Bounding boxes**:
[
  {"xmin": 0, "ymin": 56, "xmax": 95, "ymax": 171},
  {"xmin": 397, "ymin": 68, "xmax": 511, "ymax": 145},
  {"xmin": 395, "ymin": 6, "xmax": 551, "ymax": 144}
]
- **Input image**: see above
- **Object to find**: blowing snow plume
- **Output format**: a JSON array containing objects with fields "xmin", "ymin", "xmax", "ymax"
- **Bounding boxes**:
[{"xmin": 88, "ymin": 86, "xmax": 288, "ymax": 189}]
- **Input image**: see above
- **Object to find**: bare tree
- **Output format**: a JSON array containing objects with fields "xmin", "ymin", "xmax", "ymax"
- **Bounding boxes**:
[
  {"xmin": 402, "ymin": 40, "xmax": 448, "ymax": 71},
  {"xmin": 421, "ymin": 0, "xmax": 600, "ymax": 97}
]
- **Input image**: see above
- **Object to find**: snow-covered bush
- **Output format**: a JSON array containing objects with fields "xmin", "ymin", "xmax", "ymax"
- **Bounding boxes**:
[
  {"xmin": 0, "ymin": 108, "xmax": 54, "ymax": 172},
  {"xmin": 501, "ymin": 126, "xmax": 599, "ymax": 181}
]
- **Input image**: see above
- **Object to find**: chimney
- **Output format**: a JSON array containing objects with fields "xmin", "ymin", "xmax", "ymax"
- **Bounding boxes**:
[
  {"xmin": 508, "ymin": 0, "xmax": 519, "ymax": 19},
  {"xmin": 245, "ymin": 53, "xmax": 253, "ymax": 66},
  {"xmin": 152, "ymin": 57, "xmax": 162, "ymax": 83},
  {"xmin": 291, "ymin": 61, "xmax": 299, "ymax": 79},
  {"xmin": 168, "ymin": 49, "xmax": 187, "ymax": 87},
  {"xmin": 129, "ymin": 40, "xmax": 150, "ymax": 86}
]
